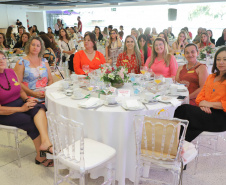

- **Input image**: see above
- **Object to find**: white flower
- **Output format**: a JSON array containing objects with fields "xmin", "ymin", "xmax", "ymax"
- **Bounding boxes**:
[{"xmin": 108, "ymin": 73, "xmax": 115, "ymax": 80}]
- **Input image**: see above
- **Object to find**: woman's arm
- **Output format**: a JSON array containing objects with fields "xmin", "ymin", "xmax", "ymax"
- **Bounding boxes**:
[
  {"xmin": 199, "ymin": 100, "xmax": 223, "ymax": 110},
  {"xmin": 175, "ymin": 65, "xmax": 183, "ymax": 83},
  {"xmin": 117, "ymin": 38, "xmax": 122, "ymax": 48},
  {"xmin": 169, "ymin": 55, "xmax": 178, "ymax": 79},
  {"xmin": 73, "ymin": 51, "xmax": 85, "ymax": 74},
  {"xmin": 105, "ymin": 46, "xmax": 109, "ymax": 62},
  {"xmin": 45, "ymin": 61, "xmax": 53, "ymax": 86}
]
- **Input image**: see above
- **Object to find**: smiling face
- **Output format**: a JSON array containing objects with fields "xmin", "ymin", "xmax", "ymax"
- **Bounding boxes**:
[
  {"xmin": 154, "ymin": 40, "xmax": 165, "ymax": 55},
  {"xmin": 126, "ymin": 37, "xmax": 135, "ymax": 51},
  {"xmin": 22, "ymin": 34, "xmax": 28, "ymax": 43},
  {"xmin": 110, "ymin": 30, "xmax": 117, "ymax": 40},
  {"xmin": 0, "ymin": 53, "xmax": 6, "ymax": 72},
  {"xmin": 179, "ymin": 33, "xmax": 185, "ymax": 42},
  {"xmin": 84, "ymin": 35, "xmax": 94, "ymax": 50},
  {"xmin": 29, "ymin": 39, "xmax": 41, "ymax": 56},
  {"xmin": 216, "ymin": 51, "xmax": 226, "ymax": 73},
  {"xmin": 184, "ymin": 45, "xmax": 198, "ymax": 63},
  {"xmin": 95, "ymin": 28, "xmax": 100, "ymax": 34},
  {"xmin": 201, "ymin": 34, "xmax": 208, "ymax": 43},
  {"xmin": 139, "ymin": 37, "xmax": 146, "ymax": 48}
]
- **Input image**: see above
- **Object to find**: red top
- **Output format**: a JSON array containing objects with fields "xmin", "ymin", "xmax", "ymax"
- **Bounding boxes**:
[
  {"xmin": 78, "ymin": 20, "xmax": 82, "ymax": 32},
  {"xmin": 179, "ymin": 64, "xmax": 205, "ymax": 106},
  {"xmin": 116, "ymin": 52, "xmax": 144, "ymax": 74},
  {"xmin": 0, "ymin": 69, "xmax": 21, "ymax": 105},
  {"xmin": 73, "ymin": 50, "xmax": 106, "ymax": 75},
  {"xmin": 189, "ymin": 32, "xmax": 192, "ymax": 39},
  {"xmin": 196, "ymin": 74, "xmax": 226, "ymax": 112},
  {"xmin": 203, "ymin": 42, "xmax": 211, "ymax": 46}
]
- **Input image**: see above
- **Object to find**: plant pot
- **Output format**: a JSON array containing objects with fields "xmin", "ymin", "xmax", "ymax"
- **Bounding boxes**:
[{"xmin": 111, "ymin": 82, "xmax": 124, "ymax": 88}]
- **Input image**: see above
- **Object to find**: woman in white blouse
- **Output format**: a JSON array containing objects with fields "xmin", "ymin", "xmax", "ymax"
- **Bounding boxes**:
[{"xmin": 58, "ymin": 28, "xmax": 76, "ymax": 73}]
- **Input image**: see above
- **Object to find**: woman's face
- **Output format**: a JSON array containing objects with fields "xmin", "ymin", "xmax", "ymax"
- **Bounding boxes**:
[
  {"xmin": 139, "ymin": 38, "xmax": 146, "ymax": 48},
  {"xmin": 131, "ymin": 30, "xmax": 137, "ymax": 38},
  {"xmin": 110, "ymin": 31, "xmax": 117, "ymax": 39},
  {"xmin": 154, "ymin": 40, "xmax": 165, "ymax": 54},
  {"xmin": 201, "ymin": 34, "xmax": 208, "ymax": 43},
  {"xmin": 207, "ymin": 31, "xmax": 212, "ymax": 38},
  {"xmin": 126, "ymin": 37, "xmax": 135, "ymax": 50},
  {"xmin": 179, "ymin": 33, "xmax": 185, "ymax": 41},
  {"xmin": 184, "ymin": 46, "xmax": 198, "ymax": 63},
  {"xmin": 22, "ymin": 34, "xmax": 28, "ymax": 43},
  {"xmin": 29, "ymin": 39, "xmax": 41, "ymax": 56},
  {"xmin": 0, "ymin": 34, "xmax": 4, "ymax": 44},
  {"xmin": 0, "ymin": 54, "xmax": 6, "ymax": 71},
  {"xmin": 159, "ymin": 34, "xmax": 165, "ymax": 39},
  {"xmin": 163, "ymin": 30, "xmax": 167, "ymax": 35},
  {"xmin": 69, "ymin": 28, "xmax": 74, "ymax": 34},
  {"xmin": 19, "ymin": 28, "xmax": 23, "ymax": 35},
  {"xmin": 84, "ymin": 35, "xmax": 94, "ymax": 49},
  {"xmin": 216, "ymin": 51, "xmax": 226, "ymax": 73},
  {"xmin": 95, "ymin": 28, "xmax": 100, "ymax": 34},
  {"xmin": 48, "ymin": 28, "xmax": 52, "ymax": 33},
  {"xmin": 60, "ymin": 29, "xmax": 66, "ymax": 37}
]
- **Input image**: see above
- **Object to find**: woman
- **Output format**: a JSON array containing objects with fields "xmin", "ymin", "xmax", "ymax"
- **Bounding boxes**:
[
  {"xmin": 207, "ymin": 30, "xmax": 215, "ymax": 45},
  {"xmin": 158, "ymin": 32, "xmax": 173, "ymax": 54},
  {"xmin": 47, "ymin": 27, "xmax": 53, "ymax": 34},
  {"xmin": 39, "ymin": 34, "xmax": 56, "ymax": 66},
  {"xmin": 151, "ymin": 27, "xmax": 158, "ymax": 37},
  {"xmin": 138, "ymin": 28, "xmax": 143, "ymax": 35},
  {"xmin": 94, "ymin": 26, "xmax": 103, "ymax": 42},
  {"xmin": 216, "ymin": 28, "xmax": 226, "ymax": 47},
  {"xmin": 131, "ymin": 29, "xmax": 140, "ymax": 40},
  {"xmin": 102, "ymin": 27, "xmax": 108, "ymax": 39},
  {"xmin": 144, "ymin": 27, "xmax": 152, "ymax": 48},
  {"xmin": 197, "ymin": 32, "xmax": 215, "ymax": 50},
  {"xmin": 46, "ymin": 33, "xmax": 61, "ymax": 65},
  {"xmin": 58, "ymin": 28, "xmax": 75, "ymax": 73},
  {"xmin": 16, "ymin": 26, "xmax": 24, "ymax": 43},
  {"xmin": 33, "ymin": 25, "xmax": 39, "ymax": 34},
  {"xmin": 28, "ymin": 27, "xmax": 36, "ymax": 37},
  {"xmin": 73, "ymin": 32, "xmax": 106, "ymax": 74},
  {"xmin": 118, "ymin": 25, "xmax": 124, "ymax": 40},
  {"xmin": 167, "ymin": 27, "xmax": 175, "ymax": 39},
  {"xmin": 116, "ymin": 35, "xmax": 144, "ymax": 74},
  {"xmin": 14, "ymin": 36, "xmax": 53, "ymax": 102},
  {"xmin": 138, "ymin": 34, "xmax": 152, "ymax": 64},
  {"xmin": 0, "ymin": 33, "xmax": 7, "ymax": 49},
  {"xmin": 0, "ymin": 51, "xmax": 53, "ymax": 167},
  {"xmin": 145, "ymin": 37, "xmax": 178, "ymax": 78},
  {"xmin": 172, "ymin": 31, "xmax": 188, "ymax": 53},
  {"xmin": 105, "ymin": 29, "xmax": 122, "ymax": 67},
  {"xmin": 174, "ymin": 46, "xmax": 226, "ymax": 142},
  {"xmin": 175, "ymin": 43, "xmax": 208, "ymax": 105},
  {"xmin": 6, "ymin": 26, "xmax": 16, "ymax": 47},
  {"xmin": 193, "ymin": 27, "xmax": 203, "ymax": 44},
  {"xmin": 13, "ymin": 32, "xmax": 30, "ymax": 54}
]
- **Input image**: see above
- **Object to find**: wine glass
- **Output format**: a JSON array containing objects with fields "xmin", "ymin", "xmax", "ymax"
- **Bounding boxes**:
[
  {"xmin": 86, "ymin": 79, "xmax": 96, "ymax": 92},
  {"xmin": 103, "ymin": 82, "xmax": 111, "ymax": 95},
  {"xmin": 154, "ymin": 74, "xmax": 163, "ymax": 91},
  {"xmin": 82, "ymin": 65, "xmax": 89, "ymax": 74},
  {"xmin": 140, "ymin": 66, "xmax": 148, "ymax": 75}
]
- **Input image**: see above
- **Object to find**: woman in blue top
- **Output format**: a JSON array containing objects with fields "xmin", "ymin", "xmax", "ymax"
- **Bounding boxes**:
[{"xmin": 14, "ymin": 36, "xmax": 53, "ymax": 102}]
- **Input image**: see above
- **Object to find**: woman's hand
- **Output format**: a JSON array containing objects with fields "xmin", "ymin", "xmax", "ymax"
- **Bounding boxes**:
[
  {"xmin": 199, "ymin": 100, "xmax": 211, "ymax": 107},
  {"xmin": 33, "ymin": 91, "xmax": 45, "ymax": 99},
  {"xmin": 21, "ymin": 101, "xmax": 37, "ymax": 112},
  {"xmin": 27, "ymin": 98, "xmax": 38, "ymax": 103},
  {"xmin": 200, "ymin": 106, "xmax": 212, "ymax": 114}
]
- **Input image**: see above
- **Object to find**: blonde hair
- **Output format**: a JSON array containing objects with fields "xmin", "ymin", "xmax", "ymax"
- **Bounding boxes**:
[
  {"xmin": 176, "ymin": 31, "xmax": 187, "ymax": 47},
  {"xmin": 124, "ymin": 35, "xmax": 143, "ymax": 71},
  {"xmin": 25, "ymin": 36, "xmax": 45, "ymax": 58},
  {"xmin": 200, "ymin": 32, "xmax": 211, "ymax": 48},
  {"xmin": 148, "ymin": 37, "xmax": 171, "ymax": 68}
]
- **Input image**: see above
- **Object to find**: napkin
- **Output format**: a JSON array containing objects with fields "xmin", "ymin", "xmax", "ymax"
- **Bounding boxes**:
[
  {"xmin": 169, "ymin": 98, "xmax": 181, "ymax": 107},
  {"xmin": 51, "ymin": 92, "xmax": 67, "ymax": 99},
  {"xmin": 126, "ymin": 99, "xmax": 140, "ymax": 109},
  {"xmin": 182, "ymin": 141, "xmax": 198, "ymax": 165},
  {"xmin": 79, "ymin": 97, "xmax": 100, "ymax": 108},
  {"xmin": 45, "ymin": 82, "xmax": 61, "ymax": 89},
  {"xmin": 177, "ymin": 85, "xmax": 187, "ymax": 92}
]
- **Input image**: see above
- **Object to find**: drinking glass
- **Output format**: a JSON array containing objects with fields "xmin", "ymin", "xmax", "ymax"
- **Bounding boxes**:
[
  {"xmin": 86, "ymin": 79, "xmax": 96, "ymax": 92},
  {"xmin": 140, "ymin": 66, "xmax": 148, "ymax": 75},
  {"xmin": 103, "ymin": 82, "xmax": 111, "ymax": 95},
  {"xmin": 82, "ymin": 65, "xmax": 89, "ymax": 74},
  {"xmin": 154, "ymin": 74, "xmax": 163, "ymax": 91}
]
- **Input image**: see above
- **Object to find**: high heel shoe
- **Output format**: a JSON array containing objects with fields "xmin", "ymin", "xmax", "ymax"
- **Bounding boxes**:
[
  {"xmin": 40, "ymin": 145, "xmax": 53, "ymax": 157},
  {"xmin": 35, "ymin": 158, "xmax": 54, "ymax": 167}
]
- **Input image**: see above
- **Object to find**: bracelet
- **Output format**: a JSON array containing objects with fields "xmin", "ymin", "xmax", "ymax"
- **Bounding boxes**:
[{"xmin": 24, "ymin": 98, "xmax": 29, "ymax": 103}]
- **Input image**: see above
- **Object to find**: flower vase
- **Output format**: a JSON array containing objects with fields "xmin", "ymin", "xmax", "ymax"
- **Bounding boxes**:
[{"xmin": 111, "ymin": 82, "xmax": 124, "ymax": 88}]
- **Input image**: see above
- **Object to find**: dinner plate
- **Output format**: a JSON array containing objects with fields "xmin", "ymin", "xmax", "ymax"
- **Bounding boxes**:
[
  {"xmin": 156, "ymin": 96, "xmax": 173, "ymax": 103},
  {"xmin": 140, "ymin": 98, "xmax": 158, "ymax": 104},
  {"xmin": 78, "ymin": 100, "xmax": 103, "ymax": 109},
  {"xmin": 103, "ymin": 101, "xmax": 119, "ymax": 107},
  {"xmin": 121, "ymin": 101, "xmax": 145, "ymax": 111},
  {"xmin": 71, "ymin": 93, "xmax": 86, "ymax": 100}
]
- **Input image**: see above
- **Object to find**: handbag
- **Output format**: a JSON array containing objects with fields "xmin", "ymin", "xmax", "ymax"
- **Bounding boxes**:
[{"xmin": 62, "ymin": 41, "xmax": 72, "ymax": 63}]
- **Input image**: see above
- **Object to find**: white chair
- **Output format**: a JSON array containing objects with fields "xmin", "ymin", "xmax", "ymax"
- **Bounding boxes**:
[
  {"xmin": 47, "ymin": 112, "xmax": 116, "ymax": 185},
  {"xmin": 134, "ymin": 115, "xmax": 189, "ymax": 185},
  {"xmin": 0, "ymin": 124, "xmax": 29, "ymax": 167},
  {"xmin": 193, "ymin": 131, "xmax": 226, "ymax": 174}
]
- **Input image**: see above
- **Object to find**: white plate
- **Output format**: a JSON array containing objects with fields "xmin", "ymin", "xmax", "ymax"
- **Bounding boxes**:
[
  {"xmin": 121, "ymin": 101, "xmax": 145, "ymax": 111},
  {"xmin": 140, "ymin": 98, "xmax": 158, "ymax": 104},
  {"xmin": 104, "ymin": 101, "xmax": 119, "ymax": 107},
  {"xmin": 71, "ymin": 94, "xmax": 86, "ymax": 100},
  {"xmin": 156, "ymin": 96, "xmax": 173, "ymax": 103},
  {"xmin": 78, "ymin": 100, "xmax": 103, "ymax": 109},
  {"xmin": 77, "ymin": 75, "xmax": 86, "ymax": 79}
]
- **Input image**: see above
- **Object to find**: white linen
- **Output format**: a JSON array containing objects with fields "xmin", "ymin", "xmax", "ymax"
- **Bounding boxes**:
[
  {"xmin": 50, "ymin": 92, "xmax": 67, "ymax": 99},
  {"xmin": 126, "ymin": 99, "xmax": 140, "ymax": 109},
  {"xmin": 78, "ymin": 97, "xmax": 100, "ymax": 108}
]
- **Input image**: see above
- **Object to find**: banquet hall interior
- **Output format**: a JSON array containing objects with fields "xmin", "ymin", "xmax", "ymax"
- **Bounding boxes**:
[{"xmin": 1, "ymin": 0, "xmax": 226, "ymax": 185}]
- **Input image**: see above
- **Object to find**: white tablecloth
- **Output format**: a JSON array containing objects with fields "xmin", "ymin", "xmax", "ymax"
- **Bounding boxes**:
[{"xmin": 45, "ymin": 81, "xmax": 189, "ymax": 185}]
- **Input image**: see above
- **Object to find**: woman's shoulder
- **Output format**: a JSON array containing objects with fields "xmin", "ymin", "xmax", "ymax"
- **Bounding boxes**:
[{"xmin": 5, "ymin": 68, "xmax": 15, "ymax": 74}]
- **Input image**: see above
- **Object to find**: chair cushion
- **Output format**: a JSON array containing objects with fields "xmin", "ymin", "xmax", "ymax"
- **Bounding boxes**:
[
  {"xmin": 58, "ymin": 138, "xmax": 116, "ymax": 171},
  {"xmin": 0, "ymin": 125, "xmax": 18, "ymax": 130}
]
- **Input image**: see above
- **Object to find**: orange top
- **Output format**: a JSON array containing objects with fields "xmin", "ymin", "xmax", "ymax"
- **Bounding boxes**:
[
  {"xmin": 196, "ymin": 74, "xmax": 226, "ymax": 112},
  {"xmin": 73, "ymin": 50, "xmax": 106, "ymax": 74}
]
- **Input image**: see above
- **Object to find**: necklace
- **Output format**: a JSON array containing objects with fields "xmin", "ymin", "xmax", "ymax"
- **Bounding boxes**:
[
  {"xmin": 186, "ymin": 61, "xmax": 198, "ymax": 71},
  {"xmin": 0, "ymin": 71, "xmax": 11, "ymax": 91},
  {"xmin": 28, "ymin": 57, "xmax": 42, "ymax": 81}
]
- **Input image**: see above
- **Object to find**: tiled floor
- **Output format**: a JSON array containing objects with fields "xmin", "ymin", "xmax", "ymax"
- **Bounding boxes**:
[{"xmin": 0, "ymin": 130, "xmax": 226, "ymax": 185}]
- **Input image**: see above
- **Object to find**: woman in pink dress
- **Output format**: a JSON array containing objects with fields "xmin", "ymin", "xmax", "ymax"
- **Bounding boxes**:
[{"xmin": 145, "ymin": 37, "xmax": 178, "ymax": 79}]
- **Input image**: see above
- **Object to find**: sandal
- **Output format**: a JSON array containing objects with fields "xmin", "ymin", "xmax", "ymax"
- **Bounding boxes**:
[
  {"xmin": 35, "ymin": 158, "xmax": 54, "ymax": 167},
  {"xmin": 40, "ymin": 145, "xmax": 53, "ymax": 157}
]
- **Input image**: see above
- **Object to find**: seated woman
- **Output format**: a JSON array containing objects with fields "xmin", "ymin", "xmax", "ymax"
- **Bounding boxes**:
[
  {"xmin": 174, "ymin": 46, "xmax": 226, "ymax": 142},
  {"xmin": 28, "ymin": 27, "xmax": 37, "ymax": 37},
  {"xmin": 172, "ymin": 31, "xmax": 188, "ymax": 53},
  {"xmin": 0, "ymin": 33, "xmax": 6, "ymax": 49},
  {"xmin": 116, "ymin": 35, "xmax": 144, "ymax": 74},
  {"xmin": 47, "ymin": 27, "xmax": 53, "ymax": 34},
  {"xmin": 158, "ymin": 32, "xmax": 173, "ymax": 54},
  {"xmin": 95, "ymin": 26, "xmax": 103, "ymax": 42},
  {"xmin": 197, "ymin": 32, "xmax": 215, "ymax": 50},
  {"xmin": 13, "ymin": 32, "xmax": 30, "ymax": 54},
  {"xmin": 176, "ymin": 43, "xmax": 208, "ymax": 105},
  {"xmin": 14, "ymin": 36, "xmax": 53, "ymax": 102},
  {"xmin": 73, "ymin": 32, "xmax": 106, "ymax": 75},
  {"xmin": 0, "ymin": 51, "xmax": 53, "ymax": 167},
  {"xmin": 138, "ymin": 34, "xmax": 152, "ymax": 64},
  {"xmin": 145, "ymin": 37, "xmax": 178, "ymax": 79},
  {"xmin": 105, "ymin": 28, "xmax": 122, "ymax": 67},
  {"xmin": 6, "ymin": 26, "xmax": 16, "ymax": 47},
  {"xmin": 207, "ymin": 30, "xmax": 215, "ymax": 45},
  {"xmin": 118, "ymin": 25, "xmax": 124, "ymax": 40},
  {"xmin": 216, "ymin": 28, "xmax": 226, "ymax": 47}
]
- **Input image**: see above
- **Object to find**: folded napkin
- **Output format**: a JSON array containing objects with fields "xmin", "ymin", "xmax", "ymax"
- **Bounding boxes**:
[
  {"xmin": 169, "ymin": 98, "xmax": 181, "ymax": 107},
  {"xmin": 156, "ymin": 96, "xmax": 181, "ymax": 107},
  {"xmin": 126, "ymin": 99, "xmax": 140, "ymax": 109},
  {"xmin": 45, "ymin": 82, "xmax": 62, "ymax": 89},
  {"xmin": 177, "ymin": 85, "xmax": 187, "ymax": 92},
  {"xmin": 79, "ymin": 97, "xmax": 100, "ymax": 108},
  {"xmin": 182, "ymin": 141, "xmax": 198, "ymax": 165},
  {"xmin": 50, "ymin": 92, "xmax": 67, "ymax": 99}
]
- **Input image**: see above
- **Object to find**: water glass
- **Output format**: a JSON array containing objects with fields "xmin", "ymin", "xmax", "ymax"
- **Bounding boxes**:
[{"xmin": 82, "ymin": 65, "xmax": 89, "ymax": 74}]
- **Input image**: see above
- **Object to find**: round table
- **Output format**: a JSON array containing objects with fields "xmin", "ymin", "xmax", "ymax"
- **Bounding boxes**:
[{"xmin": 45, "ymin": 81, "xmax": 189, "ymax": 185}]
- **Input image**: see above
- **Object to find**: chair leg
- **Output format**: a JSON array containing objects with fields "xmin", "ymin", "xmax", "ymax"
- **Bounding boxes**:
[
  {"xmin": 79, "ymin": 172, "xmax": 85, "ymax": 185},
  {"xmin": 14, "ymin": 129, "xmax": 21, "ymax": 168},
  {"xmin": 134, "ymin": 164, "xmax": 142, "ymax": 185},
  {"xmin": 103, "ymin": 163, "xmax": 115, "ymax": 185}
]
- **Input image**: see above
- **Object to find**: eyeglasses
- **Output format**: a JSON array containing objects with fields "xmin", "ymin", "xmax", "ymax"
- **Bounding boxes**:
[
  {"xmin": 110, "ymin": 33, "xmax": 116, "ymax": 35},
  {"xmin": 154, "ymin": 43, "xmax": 164, "ymax": 47},
  {"xmin": 0, "ymin": 57, "xmax": 6, "ymax": 60}
]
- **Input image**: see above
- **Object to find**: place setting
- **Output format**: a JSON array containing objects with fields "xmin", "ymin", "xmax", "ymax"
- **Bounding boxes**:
[{"xmin": 78, "ymin": 97, "xmax": 104, "ymax": 109}]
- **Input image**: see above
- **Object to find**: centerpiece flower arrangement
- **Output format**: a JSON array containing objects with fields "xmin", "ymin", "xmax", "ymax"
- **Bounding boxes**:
[
  {"xmin": 199, "ymin": 46, "xmax": 215, "ymax": 60},
  {"xmin": 100, "ymin": 65, "xmax": 129, "ymax": 88}
]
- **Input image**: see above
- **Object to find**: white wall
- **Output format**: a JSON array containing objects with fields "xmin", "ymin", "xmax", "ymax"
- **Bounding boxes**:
[{"xmin": 26, "ymin": 11, "xmax": 47, "ymax": 33}]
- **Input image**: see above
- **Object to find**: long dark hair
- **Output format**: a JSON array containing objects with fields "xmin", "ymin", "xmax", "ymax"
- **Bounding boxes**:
[
  {"xmin": 84, "ymin": 32, "xmax": 97, "ymax": 51},
  {"xmin": 212, "ymin": 46, "xmax": 226, "ymax": 81},
  {"xmin": 6, "ymin": 26, "xmax": 13, "ymax": 38},
  {"xmin": 39, "ymin": 34, "xmax": 52, "ymax": 49},
  {"xmin": 0, "ymin": 33, "xmax": 6, "ymax": 47},
  {"xmin": 138, "ymin": 34, "xmax": 148, "ymax": 63},
  {"xmin": 59, "ymin": 28, "xmax": 70, "ymax": 41}
]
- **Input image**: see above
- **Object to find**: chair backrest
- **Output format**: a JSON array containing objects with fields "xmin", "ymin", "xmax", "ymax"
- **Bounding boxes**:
[
  {"xmin": 47, "ymin": 112, "xmax": 85, "ymax": 169},
  {"xmin": 134, "ymin": 115, "xmax": 188, "ymax": 162}
]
